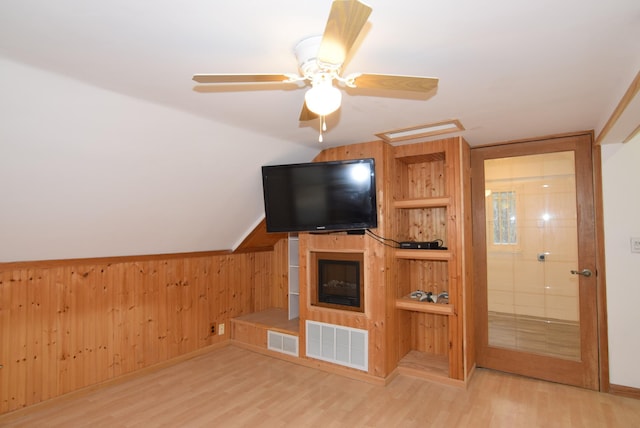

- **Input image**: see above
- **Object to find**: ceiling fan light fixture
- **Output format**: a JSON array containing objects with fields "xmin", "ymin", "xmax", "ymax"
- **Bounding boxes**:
[{"xmin": 305, "ymin": 80, "xmax": 342, "ymax": 116}]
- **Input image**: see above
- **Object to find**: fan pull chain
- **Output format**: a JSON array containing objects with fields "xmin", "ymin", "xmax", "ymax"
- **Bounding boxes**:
[{"xmin": 318, "ymin": 116, "xmax": 326, "ymax": 143}]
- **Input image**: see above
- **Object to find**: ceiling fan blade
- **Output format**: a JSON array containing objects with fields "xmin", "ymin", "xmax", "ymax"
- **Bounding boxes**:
[
  {"xmin": 299, "ymin": 101, "xmax": 319, "ymax": 121},
  {"xmin": 318, "ymin": 0, "xmax": 372, "ymax": 67},
  {"xmin": 351, "ymin": 73, "xmax": 439, "ymax": 93},
  {"xmin": 193, "ymin": 73, "xmax": 292, "ymax": 84}
]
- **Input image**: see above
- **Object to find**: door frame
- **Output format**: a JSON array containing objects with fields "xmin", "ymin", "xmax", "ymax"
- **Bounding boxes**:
[{"xmin": 471, "ymin": 131, "xmax": 609, "ymax": 391}]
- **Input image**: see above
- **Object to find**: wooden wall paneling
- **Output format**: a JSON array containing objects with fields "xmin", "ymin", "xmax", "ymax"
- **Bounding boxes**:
[
  {"xmin": 0, "ymin": 250, "xmax": 279, "ymax": 415},
  {"xmin": 411, "ymin": 313, "xmax": 448, "ymax": 357},
  {"xmin": 0, "ymin": 269, "xmax": 16, "ymax": 412},
  {"xmin": 395, "ymin": 259, "xmax": 411, "ymax": 298},
  {"xmin": 0, "ymin": 271, "xmax": 7, "ymax": 413},
  {"xmin": 231, "ymin": 255, "xmax": 252, "ymax": 318},
  {"xmin": 13, "ymin": 270, "xmax": 28, "ymax": 412},
  {"xmin": 212, "ymin": 256, "xmax": 229, "ymax": 339},
  {"xmin": 80, "ymin": 266, "xmax": 96, "ymax": 388},
  {"xmin": 132, "ymin": 262, "xmax": 143, "ymax": 369},
  {"xmin": 226, "ymin": 256, "xmax": 241, "ymax": 319},
  {"xmin": 183, "ymin": 258, "xmax": 197, "ymax": 348},
  {"xmin": 166, "ymin": 259, "xmax": 181, "ymax": 360},
  {"xmin": 194, "ymin": 257, "xmax": 212, "ymax": 348},
  {"xmin": 270, "ymin": 238, "xmax": 288, "ymax": 310},
  {"xmin": 57, "ymin": 265, "xmax": 73, "ymax": 395},
  {"xmin": 120, "ymin": 261, "xmax": 134, "ymax": 376},
  {"xmin": 154, "ymin": 261, "xmax": 169, "ymax": 365},
  {"xmin": 185, "ymin": 259, "xmax": 198, "ymax": 356},
  {"xmin": 170, "ymin": 258, "xmax": 184, "ymax": 352},
  {"xmin": 250, "ymin": 252, "xmax": 266, "ymax": 312},
  {"xmin": 25, "ymin": 269, "xmax": 40, "ymax": 407},
  {"xmin": 447, "ymin": 139, "xmax": 463, "ymax": 380},
  {"xmin": 79, "ymin": 266, "xmax": 95, "ymax": 387},
  {"xmin": 461, "ymin": 139, "xmax": 476, "ymax": 379},
  {"xmin": 181, "ymin": 259, "xmax": 195, "ymax": 356},
  {"xmin": 94, "ymin": 265, "xmax": 109, "ymax": 387},
  {"xmin": 399, "ymin": 259, "xmax": 449, "ymax": 297},
  {"xmin": 145, "ymin": 260, "xmax": 160, "ymax": 366},
  {"xmin": 38, "ymin": 268, "xmax": 54, "ymax": 404},
  {"xmin": 200, "ymin": 257, "xmax": 214, "ymax": 345},
  {"xmin": 396, "ymin": 310, "xmax": 412, "ymax": 360},
  {"xmin": 406, "ymin": 157, "xmax": 446, "ymax": 199},
  {"xmin": 368, "ymin": 238, "xmax": 388, "ymax": 378},
  {"xmin": 404, "ymin": 207, "xmax": 448, "ymax": 244}
]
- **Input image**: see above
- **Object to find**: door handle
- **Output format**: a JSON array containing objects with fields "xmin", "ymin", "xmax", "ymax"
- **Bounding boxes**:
[{"xmin": 570, "ymin": 269, "xmax": 592, "ymax": 277}]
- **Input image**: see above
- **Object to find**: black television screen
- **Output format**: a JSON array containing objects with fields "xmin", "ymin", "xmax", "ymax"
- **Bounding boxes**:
[{"xmin": 262, "ymin": 158, "xmax": 377, "ymax": 233}]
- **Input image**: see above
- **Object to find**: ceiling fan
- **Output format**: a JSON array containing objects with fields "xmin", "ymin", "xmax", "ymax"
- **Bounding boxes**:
[{"xmin": 193, "ymin": 0, "xmax": 439, "ymax": 142}]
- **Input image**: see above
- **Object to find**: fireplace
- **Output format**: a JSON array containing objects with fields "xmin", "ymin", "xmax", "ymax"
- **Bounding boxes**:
[{"xmin": 311, "ymin": 252, "xmax": 364, "ymax": 312}]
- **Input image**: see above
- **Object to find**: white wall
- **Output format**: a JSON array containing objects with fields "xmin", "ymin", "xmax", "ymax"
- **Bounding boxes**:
[
  {"xmin": 601, "ymin": 137, "xmax": 640, "ymax": 389},
  {"xmin": 0, "ymin": 57, "xmax": 318, "ymax": 262}
]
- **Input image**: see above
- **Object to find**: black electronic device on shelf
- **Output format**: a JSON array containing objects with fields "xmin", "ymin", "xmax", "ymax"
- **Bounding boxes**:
[{"xmin": 398, "ymin": 239, "xmax": 446, "ymax": 250}]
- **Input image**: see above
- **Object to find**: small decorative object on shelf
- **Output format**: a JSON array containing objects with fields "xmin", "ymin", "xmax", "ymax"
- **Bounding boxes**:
[{"xmin": 408, "ymin": 290, "xmax": 449, "ymax": 304}]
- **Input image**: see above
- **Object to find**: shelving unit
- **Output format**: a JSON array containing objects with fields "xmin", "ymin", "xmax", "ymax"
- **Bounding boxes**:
[
  {"xmin": 232, "ymin": 138, "xmax": 472, "ymax": 386},
  {"xmin": 288, "ymin": 234, "xmax": 299, "ymax": 321},
  {"xmin": 391, "ymin": 137, "xmax": 473, "ymax": 384},
  {"xmin": 394, "ymin": 249, "xmax": 451, "ymax": 260},
  {"xmin": 394, "ymin": 297, "xmax": 454, "ymax": 315}
]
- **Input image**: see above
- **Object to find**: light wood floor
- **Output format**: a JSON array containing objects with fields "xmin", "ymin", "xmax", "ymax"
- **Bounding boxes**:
[{"xmin": 1, "ymin": 345, "xmax": 639, "ymax": 427}]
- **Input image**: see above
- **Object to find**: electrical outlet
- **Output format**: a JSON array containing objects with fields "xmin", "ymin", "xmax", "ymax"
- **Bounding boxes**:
[
  {"xmin": 218, "ymin": 323, "xmax": 225, "ymax": 336},
  {"xmin": 210, "ymin": 323, "xmax": 215, "ymax": 334},
  {"xmin": 631, "ymin": 237, "xmax": 640, "ymax": 254}
]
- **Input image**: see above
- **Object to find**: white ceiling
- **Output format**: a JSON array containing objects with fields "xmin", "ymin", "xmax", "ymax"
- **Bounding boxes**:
[{"xmin": 1, "ymin": 0, "xmax": 639, "ymax": 261}]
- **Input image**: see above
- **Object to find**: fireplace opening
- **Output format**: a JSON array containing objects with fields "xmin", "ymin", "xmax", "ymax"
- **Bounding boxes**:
[{"xmin": 311, "ymin": 252, "xmax": 364, "ymax": 312}]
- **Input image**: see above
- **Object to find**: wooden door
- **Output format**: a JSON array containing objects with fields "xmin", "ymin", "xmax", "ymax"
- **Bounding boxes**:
[{"xmin": 471, "ymin": 133, "xmax": 601, "ymax": 390}]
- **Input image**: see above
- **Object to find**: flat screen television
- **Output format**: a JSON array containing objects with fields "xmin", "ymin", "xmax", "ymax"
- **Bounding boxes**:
[{"xmin": 262, "ymin": 158, "xmax": 377, "ymax": 233}]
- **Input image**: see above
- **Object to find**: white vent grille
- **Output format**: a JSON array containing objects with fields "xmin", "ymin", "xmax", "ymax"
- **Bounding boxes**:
[
  {"xmin": 267, "ymin": 330, "xmax": 299, "ymax": 357},
  {"xmin": 305, "ymin": 320, "xmax": 368, "ymax": 371}
]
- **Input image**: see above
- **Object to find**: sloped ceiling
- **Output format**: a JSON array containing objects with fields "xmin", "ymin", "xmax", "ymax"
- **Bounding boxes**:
[{"xmin": 0, "ymin": 0, "xmax": 639, "ymax": 262}]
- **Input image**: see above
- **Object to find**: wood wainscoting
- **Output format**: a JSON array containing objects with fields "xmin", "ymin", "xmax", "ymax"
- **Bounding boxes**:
[{"xmin": 0, "ymin": 240, "xmax": 288, "ymax": 415}]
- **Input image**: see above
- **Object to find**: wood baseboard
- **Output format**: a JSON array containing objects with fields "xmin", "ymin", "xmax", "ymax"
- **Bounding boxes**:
[{"xmin": 609, "ymin": 384, "xmax": 640, "ymax": 400}]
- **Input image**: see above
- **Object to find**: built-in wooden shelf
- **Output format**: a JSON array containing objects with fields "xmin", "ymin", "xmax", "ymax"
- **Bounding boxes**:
[
  {"xmin": 232, "ymin": 308, "xmax": 299, "ymax": 335},
  {"xmin": 396, "ymin": 350, "xmax": 459, "ymax": 386},
  {"xmin": 395, "ymin": 297, "xmax": 455, "ymax": 315},
  {"xmin": 393, "ymin": 196, "xmax": 450, "ymax": 209},
  {"xmin": 394, "ymin": 249, "xmax": 452, "ymax": 260}
]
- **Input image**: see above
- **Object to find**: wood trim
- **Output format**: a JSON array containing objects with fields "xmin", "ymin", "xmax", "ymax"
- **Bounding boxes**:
[
  {"xmin": 394, "ymin": 249, "xmax": 452, "ymax": 260},
  {"xmin": 393, "ymin": 197, "xmax": 451, "ymax": 208},
  {"xmin": 609, "ymin": 384, "xmax": 640, "ymax": 400},
  {"xmin": 472, "ymin": 130, "xmax": 595, "ymax": 149},
  {"xmin": 622, "ymin": 122, "xmax": 640, "ymax": 144},
  {"xmin": 233, "ymin": 218, "xmax": 287, "ymax": 253},
  {"xmin": 595, "ymin": 70, "xmax": 640, "ymax": 145},
  {"xmin": 0, "ymin": 249, "xmax": 232, "ymax": 270},
  {"xmin": 592, "ymin": 142, "xmax": 610, "ymax": 392}
]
